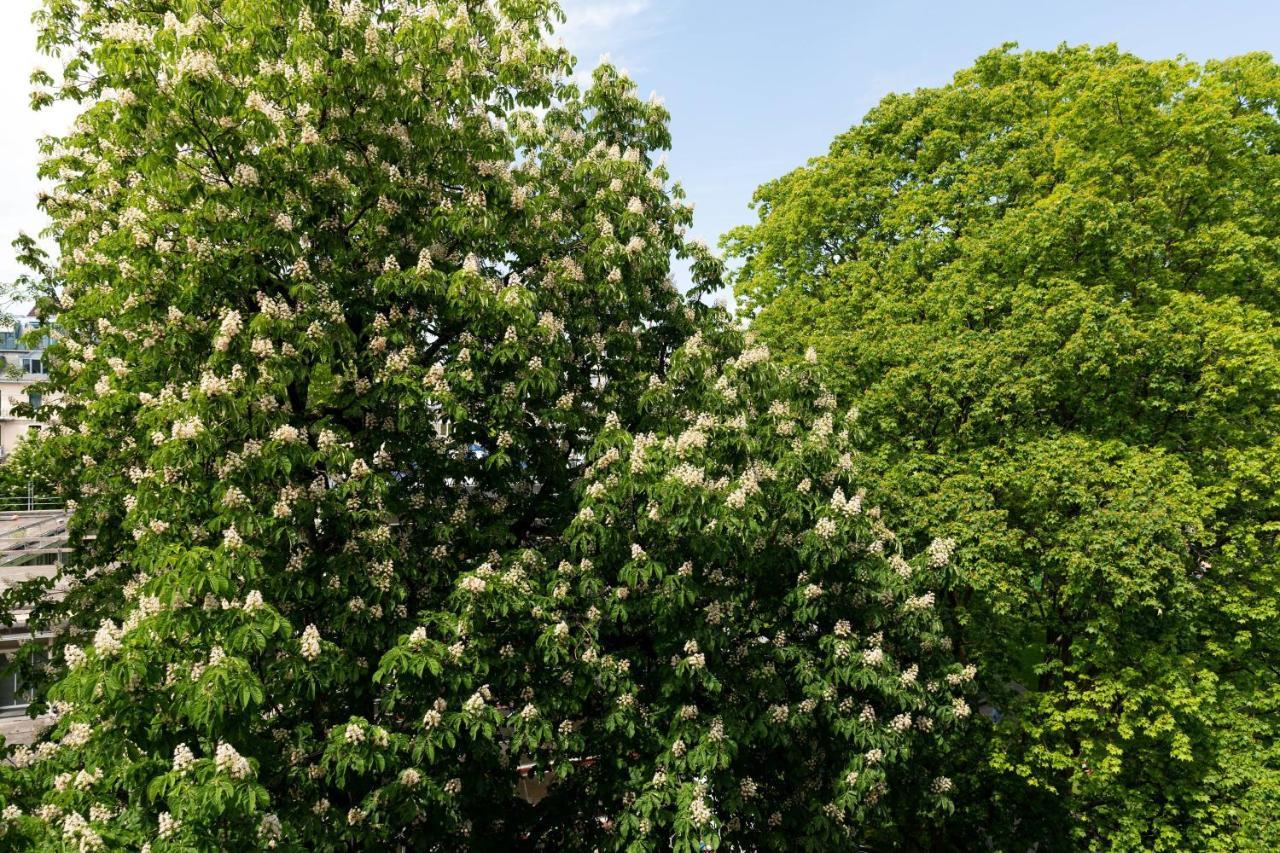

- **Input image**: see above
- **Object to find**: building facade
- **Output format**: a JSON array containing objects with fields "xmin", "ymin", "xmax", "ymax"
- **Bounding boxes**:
[
  {"xmin": 0, "ymin": 316, "xmax": 50, "ymax": 461},
  {"xmin": 0, "ymin": 315, "xmax": 57, "ymax": 744},
  {"xmin": 0, "ymin": 508, "xmax": 66, "ymax": 745}
]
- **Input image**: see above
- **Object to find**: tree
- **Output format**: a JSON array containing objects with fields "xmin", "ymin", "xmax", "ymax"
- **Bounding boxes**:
[
  {"xmin": 727, "ymin": 44, "xmax": 1280, "ymax": 850},
  {"xmin": 372, "ymin": 323, "xmax": 976, "ymax": 851},
  {"xmin": 0, "ymin": 2, "xmax": 971, "ymax": 850},
  {"xmin": 0, "ymin": 429, "xmax": 56, "ymax": 503}
]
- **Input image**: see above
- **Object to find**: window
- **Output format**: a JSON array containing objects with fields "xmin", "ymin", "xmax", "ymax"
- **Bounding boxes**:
[
  {"xmin": 0, "ymin": 653, "xmax": 35, "ymax": 711},
  {"xmin": 21, "ymin": 358, "xmax": 43, "ymax": 375},
  {"xmin": 27, "ymin": 392, "xmax": 41, "ymax": 411}
]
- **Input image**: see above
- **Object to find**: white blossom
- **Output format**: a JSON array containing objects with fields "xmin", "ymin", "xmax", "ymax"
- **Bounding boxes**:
[
  {"xmin": 300, "ymin": 624, "xmax": 322, "ymax": 660},
  {"xmin": 173, "ymin": 743, "xmax": 195, "ymax": 773},
  {"xmin": 214, "ymin": 741, "xmax": 252, "ymax": 778},
  {"xmin": 158, "ymin": 812, "xmax": 180, "ymax": 839},
  {"xmin": 63, "ymin": 644, "xmax": 86, "ymax": 669},
  {"xmin": 63, "ymin": 722, "xmax": 92, "ymax": 747},
  {"xmin": 93, "ymin": 621, "xmax": 122, "ymax": 657},
  {"xmin": 176, "ymin": 49, "xmax": 219, "ymax": 79},
  {"xmin": 927, "ymin": 537, "xmax": 957, "ymax": 567},
  {"xmin": 214, "ymin": 309, "xmax": 242, "ymax": 351}
]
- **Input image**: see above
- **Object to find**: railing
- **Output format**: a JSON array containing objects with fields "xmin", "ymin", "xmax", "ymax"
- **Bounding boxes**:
[
  {"xmin": 0, "ymin": 496, "xmax": 62, "ymax": 512},
  {"xmin": 0, "ymin": 485, "xmax": 69, "ymax": 571},
  {"xmin": 0, "ymin": 484, "xmax": 63, "ymax": 513}
]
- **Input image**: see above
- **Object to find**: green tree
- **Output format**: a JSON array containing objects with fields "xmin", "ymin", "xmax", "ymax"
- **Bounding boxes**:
[
  {"xmin": 0, "ymin": 432, "xmax": 56, "ymax": 503},
  {"xmin": 373, "ymin": 325, "xmax": 977, "ymax": 851},
  {"xmin": 728, "ymin": 43, "xmax": 1280, "ymax": 851},
  {"xmin": 0, "ymin": 2, "xmax": 970, "ymax": 850}
]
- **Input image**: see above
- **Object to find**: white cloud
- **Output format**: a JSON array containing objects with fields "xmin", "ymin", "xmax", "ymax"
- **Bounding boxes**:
[
  {"xmin": 560, "ymin": 0, "xmax": 652, "ymax": 32},
  {"xmin": 556, "ymin": 0, "xmax": 663, "ymax": 67}
]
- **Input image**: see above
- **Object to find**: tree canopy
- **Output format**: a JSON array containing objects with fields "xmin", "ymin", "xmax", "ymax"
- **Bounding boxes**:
[
  {"xmin": 728, "ymin": 44, "xmax": 1280, "ymax": 850},
  {"xmin": 0, "ymin": 2, "xmax": 971, "ymax": 850}
]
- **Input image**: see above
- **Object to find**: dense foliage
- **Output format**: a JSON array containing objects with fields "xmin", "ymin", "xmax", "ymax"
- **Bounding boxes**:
[
  {"xmin": 373, "ymin": 326, "xmax": 976, "ymax": 851},
  {"xmin": 0, "ymin": 1, "xmax": 971, "ymax": 850},
  {"xmin": 728, "ymin": 44, "xmax": 1280, "ymax": 850}
]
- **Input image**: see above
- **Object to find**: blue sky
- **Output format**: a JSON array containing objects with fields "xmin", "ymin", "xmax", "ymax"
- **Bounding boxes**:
[
  {"xmin": 0, "ymin": 1, "xmax": 1276, "ymax": 296},
  {"xmin": 560, "ymin": 0, "xmax": 1280, "ymax": 269}
]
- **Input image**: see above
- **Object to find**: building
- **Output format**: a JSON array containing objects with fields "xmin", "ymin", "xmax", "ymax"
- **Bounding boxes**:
[
  {"xmin": 0, "ymin": 507, "xmax": 67, "ymax": 745},
  {"xmin": 0, "ymin": 315, "xmax": 59, "ymax": 744},
  {"xmin": 0, "ymin": 315, "xmax": 50, "ymax": 461}
]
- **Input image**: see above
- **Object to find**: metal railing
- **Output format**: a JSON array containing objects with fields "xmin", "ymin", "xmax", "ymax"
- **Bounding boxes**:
[{"xmin": 0, "ymin": 483, "xmax": 62, "ymax": 513}]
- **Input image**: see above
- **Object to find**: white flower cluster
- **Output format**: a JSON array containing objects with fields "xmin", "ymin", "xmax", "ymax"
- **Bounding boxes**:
[
  {"xmin": 259, "ymin": 813, "xmax": 282, "ymax": 845},
  {"xmin": 199, "ymin": 370, "xmax": 233, "ymax": 396},
  {"xmin": 831, "ymin": 487, "xmax": 863, "ymax": 517},
  {"xmin": 170, "ymin": 416, "xmax": 204, "ymax": 441},
  {"xmin": 246, "ymin": 91, "xmax": 286, "ymax": 125},
  {"xmin": 946, "ymin": 664, "xmax": 978, "ymax": 686},
  {"xmin": 61, "ymin": 812, "xmax": 104, "ymax": 851},
  {"xmin": 213, "ymin": 309, "xmax": 242, "ymax": 351},
  {"xmin": 689, "ymin": 796, "xmax": 713, "ymax": 827},
  {"xmin": 101, "ymin": 21, "xmax": 155, "ymax": 43},
  {"xmin": 300, "ymin": 624, "xmax": 322, "ymax": 660},
  {"xmin": 889, "ymin": 554, "xmax": 913, "ymax": 579},
  {"xmin": 726, "ymin": 468, "xmax": 761, "ymax": 509},
  {"xmin": 668, "ymin": 463, "xmax": 706, "ymax": 489},
  {"xmin": 683, "ymin": 639, "xmax": 705, "ymax": 669},
  {"xmin": 214, "ymin": 741, "xmax": 252, "ymax": 779},
  {"xmin": 93, "ymin": 620, "xmax": 123, "ymax": 657},
  {"xmin": 158, "ymin": 811, "xmax": 180, "ymax": 838},
  {"xmin": 903, "ymin": 592, "xmax": 936, "ymax": 612},
  {"xmin": 736, "ymin": 344, "xmax": 771, "ymax": 368},
  {"xmin": 271, "ymin": 424, "xmax": 303, "ymax": 443},
  {"xmin": 62, "ymin": 722, "xmax": 92, "ymax": 748},
  {"xmin": 172, "ymin": 743, "xmax": 195, "ymax": 773},
  {"xmin": 64, "ymin": 644, "xmax": 87, "ymax": 669},
  {"xmin": 927, "ymin": 537, "xmax": 957, "ymax": 567}
]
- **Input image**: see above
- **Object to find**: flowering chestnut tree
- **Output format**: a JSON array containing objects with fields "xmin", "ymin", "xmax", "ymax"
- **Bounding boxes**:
[
  {"xmin": 0, "ymin": 1, "xmax": 971, "ymax": 849},
  {"xmin": 369, "ymin": 323, "xmax": 976, "ymax": 850}
]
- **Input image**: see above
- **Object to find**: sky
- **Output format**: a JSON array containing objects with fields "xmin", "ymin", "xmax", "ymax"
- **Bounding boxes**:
[{"xmin": 0, "ymin": 0, "xmax": 1277, "ymax": 299}]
